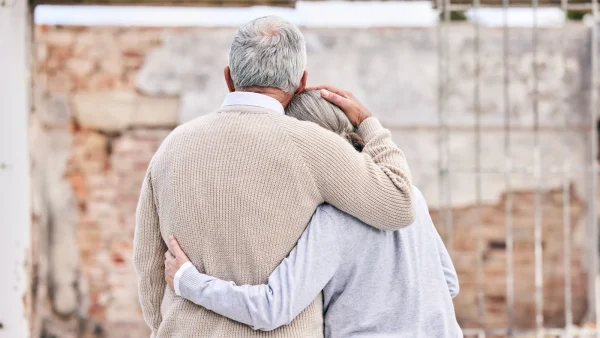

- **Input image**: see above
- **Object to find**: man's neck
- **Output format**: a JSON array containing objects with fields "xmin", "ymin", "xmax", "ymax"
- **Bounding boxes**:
[{"xmin": 236, "ymin": 87, "xmax": 293, "ymax": 107}]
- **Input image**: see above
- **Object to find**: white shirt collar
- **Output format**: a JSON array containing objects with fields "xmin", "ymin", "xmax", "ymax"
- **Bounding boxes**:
[{"xmin": 222, "ymin": 91, "xmax": 285, "ymax": 114}]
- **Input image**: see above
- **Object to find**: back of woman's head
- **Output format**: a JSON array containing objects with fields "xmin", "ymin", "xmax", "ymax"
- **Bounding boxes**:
[{"xmin": 286, "ymin": 90, "xmax": 365, "ymax": 152}]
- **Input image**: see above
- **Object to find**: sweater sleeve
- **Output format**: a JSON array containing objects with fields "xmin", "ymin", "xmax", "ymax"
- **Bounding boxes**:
[
  {"xmin": 176, "ymin": 206, "xmax": 343, "ymax": 331},
  {"xmin": 281, "ymin": 116, "xmax": 415, "ymax": 230},
  {"xmin": 133, "ymin": 168, "xmax": 168, "ymax": 335}
]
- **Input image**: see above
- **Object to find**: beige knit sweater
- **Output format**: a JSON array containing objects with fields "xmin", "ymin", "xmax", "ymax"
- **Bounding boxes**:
[{"xmin": 133, "ymin": 105, "xmax": 415, "ymax": 338}]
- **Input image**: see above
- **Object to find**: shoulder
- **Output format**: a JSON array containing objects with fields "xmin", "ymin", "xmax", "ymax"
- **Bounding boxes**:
[
  {"xmin": 149, "ymin": 112, "xmax": 218, "ymax": 170},
  {"xmin": 272, "ymin": 115, "xmax": 355, "ymax": 158},
  {"xmin": 272, "ymin": 114, "xmax": 344, "ymax": 141},
  {"xmin": 411, "ymin": 186, "xmax": 429, "ymax": 213},
  {"xmin": 157, "ymin": 112, "xmax": 219, "ymax": 147},
  {"xmin": 412, "ymin": 186, "xmax": 425, "ymax": 204},
  {"xmin": 410, "ymin": 186, "xmax": 434, "ymax": 227},
  {"xmin": 313, "ymin": 204, "xmax": 371, "ymax": 237}
]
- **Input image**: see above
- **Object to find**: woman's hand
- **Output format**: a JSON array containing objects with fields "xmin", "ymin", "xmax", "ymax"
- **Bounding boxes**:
[
  {"xmin": 305, "ymin": 84, "xmax": 373, "ymax": 127},
  {"xmin": 164, "ymin": 235, "xmax": 191, "ymax": 291}
]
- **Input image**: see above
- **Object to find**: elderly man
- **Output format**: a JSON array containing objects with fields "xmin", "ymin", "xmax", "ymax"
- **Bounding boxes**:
[{"xmin": 133, "ymin": 16, "xmax": 415, "ymax": 337}]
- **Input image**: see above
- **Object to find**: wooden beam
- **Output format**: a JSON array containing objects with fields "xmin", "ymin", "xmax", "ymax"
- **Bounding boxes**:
[
  {"xmin": 435, "ymin": 0, "xmax": 590, "ymax": 7},
  {"xmin": 34, "ymin": 0, "xmax": 295, "ymax": 7}
]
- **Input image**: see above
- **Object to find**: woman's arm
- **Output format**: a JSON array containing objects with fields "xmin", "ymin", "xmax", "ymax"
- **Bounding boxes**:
[
  {"xmin": 165, "ymin": 206, "xmax": 346, "ymax": 331},
  {"xmin": 413, "ymin": 187, "xmax": 459, "ymax": 298},
  {"xmin": 434, "ymin": 230, "xmax": 460, "ymax": 298}
]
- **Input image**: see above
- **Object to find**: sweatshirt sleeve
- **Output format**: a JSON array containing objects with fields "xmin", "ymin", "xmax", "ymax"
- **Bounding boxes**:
[
  {"xmin": 176, "ymin": 206, "xmax": 343, "ymax": 331},
  {"xmin": 414, "ymin": 187, "xmax": 460, "ymax": 298},
  {"xmin": 133, "ymin": 167, "xmax": 168, "ymax": 335},
  {"xmin": 435, "ymin": 229, "xmax": 460, "ymax": 298},
  {"xmin": 280, "ymin": 116, "xmax": 415, "ymax": 230}
]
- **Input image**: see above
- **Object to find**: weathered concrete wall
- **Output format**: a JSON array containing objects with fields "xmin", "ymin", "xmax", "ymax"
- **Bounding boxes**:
[{"xmin": 30, "ymin": 24, "xmax": 595, "ymax": 337}]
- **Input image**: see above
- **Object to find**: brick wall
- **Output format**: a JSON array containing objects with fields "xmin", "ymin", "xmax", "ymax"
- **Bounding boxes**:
[
  {"xmin": 30, "ymin": 25, "xmax": 593, "ymax": 337},
  {"xmin": 430, "ymin": 188, "xmax": 588, "ymax": 330},
  {"xmin": 31, "ymin": 26, "xmax": 177, "ymax": 338}
]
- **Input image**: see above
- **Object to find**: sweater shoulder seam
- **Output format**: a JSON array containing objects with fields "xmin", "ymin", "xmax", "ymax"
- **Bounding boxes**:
[{"xmin": 146, "ymin": 157, "xmax": 160, "ymax": 215}]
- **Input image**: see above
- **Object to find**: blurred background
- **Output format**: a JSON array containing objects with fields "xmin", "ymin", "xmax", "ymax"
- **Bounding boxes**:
[{"xmin": 1, "ymin": 0, "xmax": 600, "ymax": 337}]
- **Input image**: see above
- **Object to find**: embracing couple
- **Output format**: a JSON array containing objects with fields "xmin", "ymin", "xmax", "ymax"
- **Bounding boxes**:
[{"xmin": 133, "ymin": 15, "xmax": 462, "ymax": 338}]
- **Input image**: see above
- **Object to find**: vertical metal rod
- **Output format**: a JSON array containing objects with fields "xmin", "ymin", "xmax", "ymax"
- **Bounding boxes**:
[
  {"xmin": 560, "ymin": 0, "xmax": 573, "ymax": 335},
  {"xmin": 562, "ymin": 153, "xmax": 573, "ymax": 338},
  {"xmin": 531, "ymin": 0, "xmax": 544, "ymax": 335},
  {"xmin": 436, "ymin": 0, "xmax": 446, "ymax": 247},
  {"xmin": 502, "ymin": 0, "xmax": 515, "ymax": 335},
  {"xmin": 589, "ymin": 0, "xmax": 600, "ymax": 334},
  {"xmin": 473, "ymin": 0, "xmax": 485, "ymax": 333},
  {"xmin": 444, "ymin": 0, "xmax": 454, "ymax": 258}
]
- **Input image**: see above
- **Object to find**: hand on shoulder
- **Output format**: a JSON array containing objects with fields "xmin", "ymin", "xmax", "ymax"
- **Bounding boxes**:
[{"xmin": 305, "ymin": 85, "xmax": 373, "ymax": 127}]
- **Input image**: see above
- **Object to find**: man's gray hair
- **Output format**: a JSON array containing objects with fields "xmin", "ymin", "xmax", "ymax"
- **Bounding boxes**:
[{"xmin": 229, "ymin": 16, "xmax": 307, "ymax": 93}]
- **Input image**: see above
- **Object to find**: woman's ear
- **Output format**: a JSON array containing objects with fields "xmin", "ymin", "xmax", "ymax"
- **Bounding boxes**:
[
  {"xmin": 295, "ymin": 71, "xmax": 308, "ymax": 94},
  {"xmin": 224, "ymin": 66, "xmax": 235, "ymax": 92}
]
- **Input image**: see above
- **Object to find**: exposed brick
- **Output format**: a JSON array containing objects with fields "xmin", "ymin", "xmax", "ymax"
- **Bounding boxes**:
[
  {"xmin": 66, "ymin": 58, "xmax": 96, "ymax": 76},
  {"xmin": 432, "ymin": 187, "xmax": 588, "ymax": 330},
  {"xmin": 30, "ymin": 25, "xmax": 594, "ymax": 338}
]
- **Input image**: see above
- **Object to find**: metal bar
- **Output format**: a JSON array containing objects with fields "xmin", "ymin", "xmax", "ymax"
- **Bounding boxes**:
[
  {"xmin": 436, "ymin": 0, "xmax": 446, "ymax": 249},
  {"xmin": 462, "ymin": 328, "xmax": 600, "ymax": 336},
  {"xmin": 385, "ymin": 125, "xmax": 595, "ymax": 132},
  {"xmin": 560, "ymin": 0, "xmax": 573, "ymax": 334},
  {"xmin": 531, "ymin": 0, "xmax": 545, "ymax": 334},
  {"xmin": 589, "ymin": 0, "xmax": 600, "ymax": 332},
  {"xmin": 438, "ymin": 0, "xmax": 454, "ymax": 259},
  {"xmin": 562, "ymin": 146, "xmax": 573, "ymax": 338},
  {"xmin": 473, "ymin": 0, "xmax": 486, "ymax": 333},
  {"xmin": 502, "ymin": 0, "xmax": 515, "ymax": 334},
  {"xmin": 566, "ymin": 2, "xmax": 597, "ymax": 9},
  {"xmin": 447, "ymin": 165, "xmax": 598, "ymax": 174},
  {"xmin": 445, "ymin": 2, "xmax": 594, "ymax": 10},
  {"xmin": 444, "ymin": 0, "xmax": 455, "ymax": 265}
]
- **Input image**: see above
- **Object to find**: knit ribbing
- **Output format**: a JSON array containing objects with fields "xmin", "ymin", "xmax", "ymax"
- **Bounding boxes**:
[{"xmin": 133, "ymin": 105, "xmax": 415, "ymax": 337}]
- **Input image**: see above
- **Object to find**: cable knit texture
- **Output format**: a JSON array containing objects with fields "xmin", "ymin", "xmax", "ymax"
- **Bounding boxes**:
[{"xmin": 133, "ymin": 105, "xmax": 415, "ymax": 338}]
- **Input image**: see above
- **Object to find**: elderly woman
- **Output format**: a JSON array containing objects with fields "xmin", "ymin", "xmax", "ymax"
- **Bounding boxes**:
[{"xmin": 164, "ymin": 90, "xmax": 462, "ymax": 338}]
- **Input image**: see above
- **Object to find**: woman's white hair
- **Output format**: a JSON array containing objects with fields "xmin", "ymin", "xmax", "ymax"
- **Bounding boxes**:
[
  {"xmin": 286, "ymin": 91, "xmax": 365, "ymax": 152},
  {"xmin": 229, "ymin": 16, "xmax": 307, "ymax": 94}
]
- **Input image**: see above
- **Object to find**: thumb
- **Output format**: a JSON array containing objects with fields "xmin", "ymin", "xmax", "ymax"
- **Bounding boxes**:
[
  {"xmin": 320, "ymin": 89, "xmax": 348, "ymax": 108},
  {"xmin": 169, "ymin": 236, "xmax": 186, "ymax": 258}
]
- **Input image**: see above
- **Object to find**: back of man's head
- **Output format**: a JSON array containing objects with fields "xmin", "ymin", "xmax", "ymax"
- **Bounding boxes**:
[{"xmin": 229, "ymin": 16, "xmax": 307, "ymax": 94}]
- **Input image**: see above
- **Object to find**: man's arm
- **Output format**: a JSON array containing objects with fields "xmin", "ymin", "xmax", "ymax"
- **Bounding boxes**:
[
  {"xmin": 133, "ymin": 167, "xmax": 168, "ymax": 335},
  {"xmin": 282, "ymin": 86, "xmax": 415, "ymax": 231},
  {"xmin": 166, "ymin": 206, "xmax": 344, "ymax": 331},
  {"xmin": 414, "ymin": 187, "xmax": 459, "ymax": 298}
]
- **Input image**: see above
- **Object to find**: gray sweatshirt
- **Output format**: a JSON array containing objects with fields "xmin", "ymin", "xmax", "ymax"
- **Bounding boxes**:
[{"xmin": 175, "ymin": 187, "xmax": 462, "ymax": 338}]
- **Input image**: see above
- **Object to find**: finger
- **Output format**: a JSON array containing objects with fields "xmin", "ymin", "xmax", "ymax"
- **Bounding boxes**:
[
  {"xmin": 306, "ymin": 84, "xmax": 347, "ymax": 97},
  {"xmin": 164, "ymin": 251, "xmax": 173, "ymax": 260},
  {"xmin": 320, "ymin": 89, "xmax": 350, "ymax": 109},
  {"xmin": 169, "ymin": 236, "xmax": 185, "ymax": 258}
]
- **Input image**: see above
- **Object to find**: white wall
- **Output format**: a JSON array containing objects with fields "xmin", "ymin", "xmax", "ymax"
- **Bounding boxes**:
[
  {"xmin": 0, "ymin": 0, "xmax": 31, "ymax": 337},
  {"xmin": 33, "ymin": 1, "xmax": 564, "ymax": 28}
]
